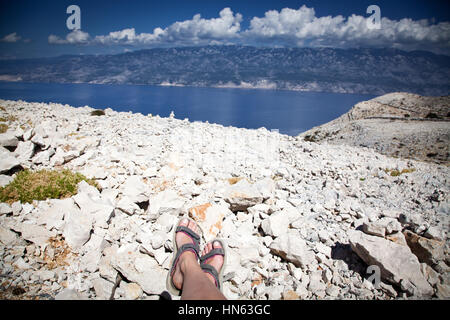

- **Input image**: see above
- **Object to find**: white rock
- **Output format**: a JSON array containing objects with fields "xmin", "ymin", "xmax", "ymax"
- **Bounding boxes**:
[
  {"xmin": 308, "ymin": 270, "xmax": 327, "ymax": 294},
  {"xmin": 72, "ymin": 181, "xmax": 114, "ymax": 229},
  {"xmin": 142, "ymin": 167, "xmax": 157, "ymax": 178},
  {"xmin": 37, "ymin": 198, "xmax": 77, "ymax": 231},
  {"xmin": 11, "ymin": 223, "xmax": 57, "ymax": 248},
  {"xmin": 349, "ymin": 230, "xmax": 433, "ymax": 297},
  {"xmin": 30, "ymin": 133, "xmax": 46, "ymax": 147},
  {"xmin": 269, "ymin": 230, "xmax": 316, "ymax": 269},
  {"xmin": 362, "ymin": 221, "xmax": 386, "ymax": 237},
  {"xmin": 23, "ymin": 128, "xmax": 34, "ymax": 141},
  {"xmin": 38, "ymin": 270, "xmax": 55, "ymax": 281},
  {"xmin": 0, "ymin": 202, "xmax": 12, "ymax": 215},
  {"xmin": 13, "ymin": 257, "xmax": 32, "ymax": 270},
  {"xmin": 147, "ymin": 189, "xmax": 185, "ymax": 218},
  {"xmin": 62, "ymin": 205, "xmax": 93, "ymax": 250},
  {"xmin": 0, "ymin": 174, "xmax": 13, "ymax": 187},
  {"xmin": 223, "ymin": 179, "xmax": 264, "ymax": 212},
  {"xmin": 11, "ymin": 201, "xmax": 22, "ymax": 215},
  {"xmin": 116, "ymin": 196, "xmax": 140, "ymax": 216},
  {"xmin": 261, "ymin": 210, "xmax": 289, "ymax": 238},
  {"xmin": 0, "ymin": 146, "xmax": 21, "ymax": 173},
  {"xmin": 188, "ymin": 202, "xmax": 231, "ymax": 242},
  {"xmin": 0, "ymin": 226, "xmax": 19, "ymax": 245},
  {"xmin": 0, "ymin": 132, "xmax": 18, "ymax": 147},
  {"xmin": 93, "ymin": 277, "xmax": 114, "ymax": 300},
  {"xmin": 315, "ymin": 242, "xmax": 332, "ymax": 258},
  {"xmin": 55, "ymin": 288, "xmax": 86, "ymax": 300},
  {"xmin": 110, "ymin": 243, "xmax": 167, "ymax": 295},
  {"xmin": 14, "ymin": 140, "xmax": 35, "ymax": 162},
  {"xmin": 247, "ymin": 203, "xmax": 272, "ymax": 215},
  {"xmin": 120, "ymin": 282, "xmax": 143, "ymax": 300},
  {"xmin": 150, "ymin": 230, "xmax": 167, "ymax": 250},
  {"xmin": 32, "ymin": 148, "xmax": 55, "ymax": 164},
  {"xmin": 119, "ymin": 175, "xmax": 149, "ymax": 203}
]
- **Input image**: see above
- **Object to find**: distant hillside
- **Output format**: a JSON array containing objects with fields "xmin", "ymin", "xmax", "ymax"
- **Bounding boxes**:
[
  {"xmin": 0, "ymin": 46, "xmax": 449, "ymax": 95},
  {"xmin": 298, "ymin": 92, "xmax": 450, "ymax": 164}
]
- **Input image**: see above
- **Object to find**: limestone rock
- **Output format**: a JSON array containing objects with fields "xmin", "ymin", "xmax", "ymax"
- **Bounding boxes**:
[
  {"xmin": 269, "ymin": 230, "xmax": 316, "ymax": 269},
  {"xmin": 223, "ymin": 179, "xmax": 264, "ymax": 212},
  {"xmin": 72, "ymin": 181, "xmax": 114, "ymax": 229},
  {"xmin": 0, "ymin": 146, "xmax": 21, "ymax": 173},
  {"xmin": 349, "ymin": 230, "xmax": 433, "ymax": 297},
  {"xmin": 0, "ymin": 226, "xmax": 19, "ymax": 245},
  {"xmin": 120, "ymin": 282, "xmax": 143, "ymax": 300},
  {"xmin": 0, "ymin": 174, "xmax": 13, "ymax": 187},
  {"xmin": 404, "ymin": 230, "xmax": 445, "ymax": 267},
  {"xmin": 0, "ymin": 132, "xmax": 18, "ymax": 147},
  {"xmin": 32, "ymin": 148, "xmax": 55, "ymax": 164},
  {"xmin": 188, "ymin": 202, "xmax": 230, "ymax": 242},
  {"xmin": 37, "ymin": 198, "xmax": 77, "ymax": 231},
  {"xmin": 261, "ymin": 210, "xmax": 289, "ymax": 238},
  {"xmin": 109, "ymin": 243, "xmax": 166, "ymax": 295},
  {"xmin": 0, "ymin": 202, "xmax": 12, "ymax": 215},
  {"xmin": 62, "ymin": 205, "xmax": 93, "ymax": 250},
  {"xmin": 362, "ymin": 221, "xmax": 386, "ymax": 237},
  {"xmin": 55, "ymin": 288, "xmax": 87, "ymax": 300},
  {"xmin": 116, "ymin": 196, "xmax": 141, "ymax": 216},
  {"xmin": 11, "ymin": 223, "xmax": 57, "ymax": 248},
  {"xmin": 147, "ymin": 189, "xmax": 185, "ymax": 218},
  {"xmin": 14, "ymin": 141, "xmax": 35, "ymax": 162},
  {"xmin": 119, "ymin": 175, "xmax": 149, "ymax": 203}
]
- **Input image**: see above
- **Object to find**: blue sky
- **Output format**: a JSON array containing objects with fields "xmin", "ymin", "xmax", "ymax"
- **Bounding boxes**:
[{"xmin": 1, "ymin": 0, "xmax": 449, "ymax": 59}]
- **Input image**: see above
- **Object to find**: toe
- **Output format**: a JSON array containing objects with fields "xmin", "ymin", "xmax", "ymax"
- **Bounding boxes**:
[
  {"xmin": 213, "ymin": 240, "xmax": 222, "ymax": 249},
  {"xmin": 188, "ymin": 219, "xmax": 198, "ymax": 233},
  {"xmin": 179, "ymin": 218, "xmax": 189, "ymax": 228}
]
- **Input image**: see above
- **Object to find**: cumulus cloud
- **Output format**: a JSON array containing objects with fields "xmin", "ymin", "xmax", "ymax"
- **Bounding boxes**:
[
  {"xmin": 48, "ymin": 30, "xmax": 90, "ymax": 44},
  {"xmin": 47, "ymin": 6, "xmax": 450, "ymax": 55},
  {"xmin": 244, "ymin": 6, "xmax": 450, "ymax": 54},
  {"xmin": 93, "ymin": 7, "xmax": 242, "ymax": 46},
  {"xmin": 1, "ymin": 32, "xmax": 22, "ymax": 43}
]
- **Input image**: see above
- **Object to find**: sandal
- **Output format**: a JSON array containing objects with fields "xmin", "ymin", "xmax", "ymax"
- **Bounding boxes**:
[
  {"xmin": 199, "ymin": 239, "xmax": 227, "ymax": 292},
  {"xmin": 166, "ymin": 217, "xmax": 202, "ymax": 296}
]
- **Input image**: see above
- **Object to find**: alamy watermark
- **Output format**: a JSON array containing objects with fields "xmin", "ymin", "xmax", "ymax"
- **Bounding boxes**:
[
  {"xmin": 366, "ymin": 265, "xmax": 381, "ymax": 289},
  {"xmin": 66, "ymin": 5, "xmax": 81, "ymax": 31},
  {"xmin": 366, "ymin": 5, "xmax": 381, "ymax": 30}
]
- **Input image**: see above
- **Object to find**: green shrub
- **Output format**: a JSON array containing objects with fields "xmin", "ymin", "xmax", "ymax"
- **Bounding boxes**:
[
  {"xmin": 384, "ymin": 168, "xmax": 416, "ymax": 177},
  {"xmin": 90, "ymin": 109, "xmax": 105, "ymax": 116},
  {"xmin": 0, "ymin": 123, "xmax": 8, "ymax": 133},
  {"xmin": 0, "ymin": 169, "xmax": 99, "ymax": 204}
]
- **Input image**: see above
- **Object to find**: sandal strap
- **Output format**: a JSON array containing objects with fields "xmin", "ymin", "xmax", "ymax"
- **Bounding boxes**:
[
  {"xmin": 170, "ymin": 243, "xmax": 200, "ymax": 278},
  {"xmin": 199, "ymin": 248, "xmax": 225, "ymax": 263},
  {"xmin": 201, "ymin": 264, "xmax": 220, "ymax": 289},
  {"xmin": 176, "ymin": 225, "xmax": 201, "ymax": 244}
]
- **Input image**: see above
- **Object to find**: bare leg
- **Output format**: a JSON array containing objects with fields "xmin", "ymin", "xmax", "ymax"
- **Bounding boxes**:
[{"xmin": 171, "ymin": 219, "xmax": 226, "ymax": 300}]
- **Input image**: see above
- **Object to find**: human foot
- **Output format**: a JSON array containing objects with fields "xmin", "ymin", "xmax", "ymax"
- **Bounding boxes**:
[
  {"xmin": 170, "ymin": 218, "xmax": 201, "ymax": 291},
  {"xmin": 200, "ymin": 240, "xmax": 225, "ymax": 288}
]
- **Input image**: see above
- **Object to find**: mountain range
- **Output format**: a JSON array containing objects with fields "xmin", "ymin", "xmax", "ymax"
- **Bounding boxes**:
[{"xmin": 0, "ymin": 45, "xmax": 449, "ymax": 95}]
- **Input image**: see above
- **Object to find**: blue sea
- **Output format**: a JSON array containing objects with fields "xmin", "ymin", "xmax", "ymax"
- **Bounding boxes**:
[{"xmin": 0, "ymin": 82, "xmax": 375, "ymax": 136}]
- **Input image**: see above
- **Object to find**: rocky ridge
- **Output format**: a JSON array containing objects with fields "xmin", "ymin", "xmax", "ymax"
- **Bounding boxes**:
[
  {"xmin": 0, "ymin": 97, "xmax": 449, "ymax": 300},
  {"xmin": 298, "ymin": 92, "xmax": 450, "ymax": 165}
]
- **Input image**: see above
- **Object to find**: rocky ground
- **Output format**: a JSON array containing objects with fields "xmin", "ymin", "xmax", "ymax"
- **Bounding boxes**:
[
  {"xmin": 0, "ymin": 96, "xmax": 449, "ymax": 300},
  {"xmin": 298, "ymin": 92, "xmax": 450, "ymax": 165}
]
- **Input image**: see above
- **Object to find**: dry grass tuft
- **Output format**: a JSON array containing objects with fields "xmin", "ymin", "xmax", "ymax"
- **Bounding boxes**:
[{"xmin": 0, "ymin": 169, "xmax": 99, "ymax": 204}]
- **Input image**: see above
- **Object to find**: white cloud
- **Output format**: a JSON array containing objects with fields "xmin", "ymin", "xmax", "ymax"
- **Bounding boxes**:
[
  {"xmin": 48, "ymin": 30, "xmax": 90, "ymax": 44},
  {"xmin": 93, "ymin": 7, "xmax": 242, "ymax": 46},
  {"xmin": 244, "ymin": 6, "xmax": 450, "ymax": 54},
  {"xmin": 1, "ymin": 32, "xmax": 22, "ymax": 43},
  {"xmin": 47, "ymin": 6, "xmax": 450, "ymax": 55}
]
